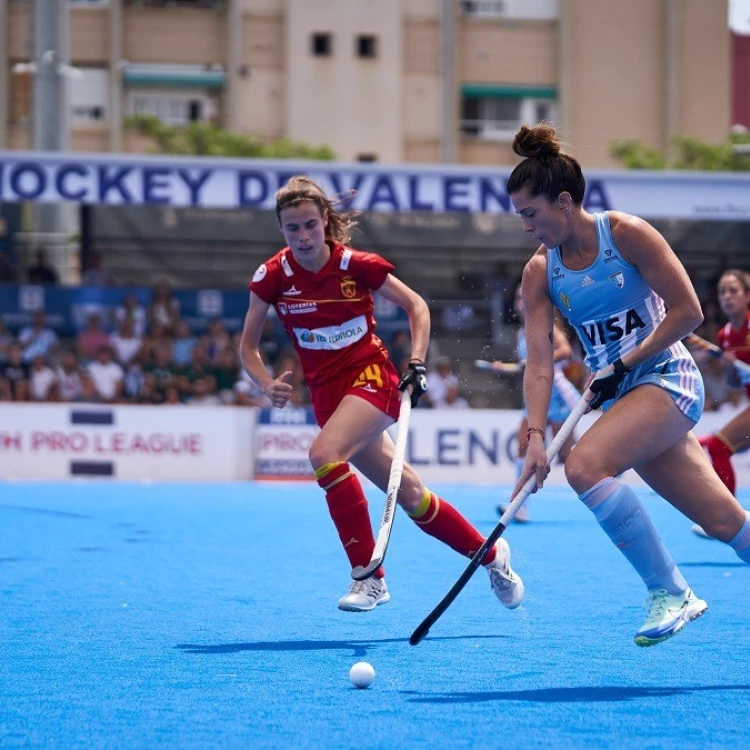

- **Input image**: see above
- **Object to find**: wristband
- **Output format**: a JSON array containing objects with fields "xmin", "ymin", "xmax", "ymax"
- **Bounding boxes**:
[
  {"xmin": 527, "ymin": 427, "xmax": 546, "ymax": 440},
  {"xmin": 613, "ymin": 358, "xmax": 630, "ymax": 376}
]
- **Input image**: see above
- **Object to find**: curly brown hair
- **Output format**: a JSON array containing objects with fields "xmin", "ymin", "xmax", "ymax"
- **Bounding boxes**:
[{"xmin": 275, "ymin": 176, "xmax": 359, "ymax": 245}]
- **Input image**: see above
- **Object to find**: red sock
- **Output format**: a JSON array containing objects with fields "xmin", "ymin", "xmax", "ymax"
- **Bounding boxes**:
[
  {"xmin": 409, "ymin": 490, "xmax": 495, "ymax": 566},
  {"xmin": 701, "ymin": 434, "xmax": 736, "ymax": 495},
  {"xmin": 316, "ymin": 462, "xmax": 383, "ymax": 577}
]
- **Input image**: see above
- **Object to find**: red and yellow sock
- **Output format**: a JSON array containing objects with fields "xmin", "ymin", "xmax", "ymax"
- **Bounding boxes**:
[
  {"xmin": 315, "ymin": 461, "xmax": 383, "ymax": 577},
  {"xmin": 700, "ymin": 434, "xmax": 736, "ymax": 495},
  {"xmin": 407, "ymin": 488, "xmax": 495, "ymax": 566}
]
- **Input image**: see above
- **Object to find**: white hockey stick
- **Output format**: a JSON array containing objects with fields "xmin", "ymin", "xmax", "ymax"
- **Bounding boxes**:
[
  {"xmin": 474, "ymin": 359, "xmax": 524, "ymax": 375},
  {"xmin": 352, "ymin": 390, "xmax": 412, "ymax": 581}
]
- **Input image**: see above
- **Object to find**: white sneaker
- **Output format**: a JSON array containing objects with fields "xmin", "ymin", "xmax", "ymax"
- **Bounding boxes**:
[
  {"xmin": 634, "ymin": 588, "xmax": 708, "ymax": 647},
  {"xmin": 337, "ymin": 576, "xmax": 391, "ymax": 612},
  {"xmin": 487, "ymin": 538, "xmax": 524, "ymax": 609},
  {"xmin": 691, "ymin": 523, "xmax": 715, "ymax": 539},
  {"xmin": 497, "ymin": 504, "xmax": 531, "ymax": 523}
]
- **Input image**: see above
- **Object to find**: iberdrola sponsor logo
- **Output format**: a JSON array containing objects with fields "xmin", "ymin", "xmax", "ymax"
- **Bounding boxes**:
[{"xmin": 294, "ymin": 315, "xmax": 368, "ymax": 350}]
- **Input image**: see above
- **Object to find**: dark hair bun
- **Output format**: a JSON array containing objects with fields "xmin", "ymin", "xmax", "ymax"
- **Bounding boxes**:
[{"xmin": 512, "ymin": 124, "xmax": 561, "ymax": 159}]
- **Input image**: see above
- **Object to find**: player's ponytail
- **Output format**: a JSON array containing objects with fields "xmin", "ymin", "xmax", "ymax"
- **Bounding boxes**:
[
  {"xmin": 506, "ymin": 124, "xmax": 586, "ymax": 205},
  {"xmin": 275, "ymin": 176, "xmax": 359, "ymax": 245}
]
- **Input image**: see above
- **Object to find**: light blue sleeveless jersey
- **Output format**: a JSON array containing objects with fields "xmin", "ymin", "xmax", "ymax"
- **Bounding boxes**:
[
  {"xmin": 546, "ymin": 211, "xmax": 703, "ymax": 423},
  {"xmin": 547, "ymin": 212, "xmax": 664, "ymax": 371}
]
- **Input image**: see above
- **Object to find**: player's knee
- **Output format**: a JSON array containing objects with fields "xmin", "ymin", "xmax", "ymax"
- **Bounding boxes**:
[
  {"xmin": 701, "ymin": 507, "xmax": 746, "ymax": 544},
  {"xmin": 396, "ymin": 472, "xmax": 424, "ymax": 512},
  {"xmin": 564, "ymin": 449, "xmax": 606, "ymax": 495},
  {"xmin": 308, "ymin": 436, "xmax": 336, "ymax": 471}
]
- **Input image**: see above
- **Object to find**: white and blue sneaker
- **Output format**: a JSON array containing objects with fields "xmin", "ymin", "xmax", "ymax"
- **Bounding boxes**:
[
  {"xmin": 634, "ymin": 588, "xmax": 707, "ymax": 647},
  {"xmin": 338, "ymin": 576, "xmax": 390, "ymax": 612},
  {"xmin": 487, "ymin": 538, "xmax": 525, "ymax": 609}
]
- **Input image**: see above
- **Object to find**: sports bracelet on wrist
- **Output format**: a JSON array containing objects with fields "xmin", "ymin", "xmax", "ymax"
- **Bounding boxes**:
[{"xmin": 527, "ymin": 427, "xmax": 546, "ymax": 440}]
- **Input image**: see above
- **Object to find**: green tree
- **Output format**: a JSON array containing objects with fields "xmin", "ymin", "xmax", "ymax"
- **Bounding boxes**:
[
  {"xmin": 610, "ymin": 131, "xmax": 750, "ymax": 171},
  {"xmin": 125, "ymin": 114, "xmax": 336, "ymax": 160}
]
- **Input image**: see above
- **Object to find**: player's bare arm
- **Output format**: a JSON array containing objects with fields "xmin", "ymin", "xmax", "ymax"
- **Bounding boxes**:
[
  {"xmin": 609, "ymin": 212, "xmax": 703, "ymax": 367},
  {"xmin": 238, "ymin": 292, "xmax": 293, "ymax": 405},
  {"xmin": 376, "ymin": 274, "xmax": 430, "ymax": 363}
]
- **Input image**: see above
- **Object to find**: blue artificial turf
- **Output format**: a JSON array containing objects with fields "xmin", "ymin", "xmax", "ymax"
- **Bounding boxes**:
[{"xmin": 1, "ymin": 480, "xmax": 748, "ymax": 749}]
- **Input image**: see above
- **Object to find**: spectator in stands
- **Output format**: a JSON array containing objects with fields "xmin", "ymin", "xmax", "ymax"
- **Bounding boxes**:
[
  {"xmin": 72, "ymin": 371, "xmax": 103, "ymax": 404},
  {"xmin": 29, "ymin": 354, "xmax": 57, "ymax": 401},
  {"xmin": 87, "ymin": 345, "xmax": 124, "ymax": 403},
  {"xmin": 143, "ymin": 347, "xmax": 177, "ymax": 399},
  {"xmin": 80, "ymin": 250, "xmax": 115, "ymax": 287},
  {"xmin": 0, "ymin": 376, "xmax": 10, "ymax": 401},
  {"xmin": 163, "ymin": 385, "xmax": 184, "ymax": 405},
  {"xmin": 212, "ymin": 347, "xmax": 240, "ymax": 403},
  {"xmin": 55, "ymin": 351, "xmax": 84, "ymax": 402},
  {"xmin": 27, "ymin": 248, "xmax": 59, "ymax": 285},
  {"xmin": 11, "ymin": 377, "xmax": 31, "ymax": 402},
  {"xmin": 1, "ymin": 343, "xmax": 28, "ymax": 394},
  {"xmin": 0, "ymin": 319, "xmax": 13, "ymax": 365},
  {"xmin": 123, "ymin": 355, "xmax": 147, "ymax": 403},
  {"xmin": 186, "ymin": 377, "xmax": 221, "ymax": 406},
  {"xmin": 18, "ymin": 310, "xmax": 58, "ymax": 364},
  {"xmin": 425, "ymin": 356, "xmax": 469, "ymax": 409},
  {"xmin": 177, "ymin": 344, "xmax": 216, "ymax": 396},
  {"xmin": 76, "ymin": 312, "xmax": 111, "ymax": 364},
  {"xmin": 149, "ymin": 279, "xmax": 180, "ymax": 335},
  {"xmin": 172, "ymin": 319, "xmax": 198, "ymax": 368},
  {"xmin": 141, "ymin": 322, "xmax": 173, "ymax": 365},
  {"xmin": 203, "ymin": 317, "xmax": 231, "ymax": 362},
  {"xmin": 113, "ymin": 292, "xmax": 148, "ymax": 338},
  {"xmin": 110, "ymin": 317, "xmax": 143, "ymax": 367}
]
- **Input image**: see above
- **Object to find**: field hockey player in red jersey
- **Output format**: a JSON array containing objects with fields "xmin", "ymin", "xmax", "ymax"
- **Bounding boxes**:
[
  {"xmin": 693, "ymin": 269, "xmax": 750, "ymax": 537},
  {"xmin": 238, "ymin": 176, "xmax": 523, "ymax": 613}
]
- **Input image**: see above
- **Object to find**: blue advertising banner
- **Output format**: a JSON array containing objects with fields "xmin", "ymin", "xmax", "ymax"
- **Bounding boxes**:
[{"xmin": 2, "ymin": 151, "xmax": 750, "ymax": 220}]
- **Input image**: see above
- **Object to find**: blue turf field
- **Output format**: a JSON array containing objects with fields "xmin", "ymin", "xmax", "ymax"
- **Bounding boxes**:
[{"xmin": 1, "ymin": 480, "xmax": 748, "ymax": 749}]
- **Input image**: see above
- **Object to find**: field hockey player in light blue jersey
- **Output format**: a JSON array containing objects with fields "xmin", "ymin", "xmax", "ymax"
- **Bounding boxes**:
[{"xmin": 506, "ymin": 123, "xmax": 750, "ymax": 647}]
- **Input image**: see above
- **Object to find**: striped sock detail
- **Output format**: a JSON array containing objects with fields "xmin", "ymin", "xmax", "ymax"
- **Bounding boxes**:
[{"xmin": 315, "ymin": 461, "xmax": 352, "ymax": 492}]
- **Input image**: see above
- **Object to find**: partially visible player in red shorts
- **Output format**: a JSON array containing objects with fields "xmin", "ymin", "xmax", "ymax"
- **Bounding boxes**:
[
  {"xmin": 693, "ymin": 270, "xmax": 750, "ymax": 538},
  {"xmin": 239, "ymin": 175, "xmax": 524, "ymax": 612}
]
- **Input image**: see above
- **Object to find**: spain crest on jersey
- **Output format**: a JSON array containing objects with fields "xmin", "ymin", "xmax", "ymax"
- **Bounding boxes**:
[{"xmin": 341, "ymin": 277, "xmax": 357, "ymax": 299}]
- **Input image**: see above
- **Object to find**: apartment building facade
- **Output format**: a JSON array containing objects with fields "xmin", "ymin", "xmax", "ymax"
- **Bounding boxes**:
[{"xmin": 0, "ymin": 0, "xmax": 731, "ymax": 168}]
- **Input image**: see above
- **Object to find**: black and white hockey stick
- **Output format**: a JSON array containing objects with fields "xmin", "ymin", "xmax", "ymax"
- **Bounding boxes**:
[
  {"xmin": 352, "ymin": 390, "xmax": 412, "ymax": 581},
  {"xmin": 409, "ymin": 385, "xmax": 594, "ymax": 645}
]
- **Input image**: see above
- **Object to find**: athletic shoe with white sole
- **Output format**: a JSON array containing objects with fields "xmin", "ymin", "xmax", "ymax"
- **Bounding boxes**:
[
  {"xmin": 497, "ymin": 504, "xmax": 531, "ymax": 523},
  {"xmin": 634, "ymin": 588, "xmax": 708, "ymax": 647},
  {"xmin": 691, "ymin": 523, "xmax": 715, "ymax": 539},
  {"xmin": 338, "ymin": 576, "xmax": 391, "ymax": 612},
  {"xmin": 487, "ymin": 538, "xmax": 525, "ymax": 609}
]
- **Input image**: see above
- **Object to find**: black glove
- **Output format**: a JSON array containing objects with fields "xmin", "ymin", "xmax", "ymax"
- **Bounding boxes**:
[
  {"xmin": 398, "ymin": 360, "xmax": 428, "ymax": 407},
  {"xmin": 589, "ymin": 358, "xmax": 629, "ymax": 410}
]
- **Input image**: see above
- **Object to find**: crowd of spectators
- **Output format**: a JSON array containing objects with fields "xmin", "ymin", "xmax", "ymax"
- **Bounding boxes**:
[{"xmin": 0, "ymin": 281, "xmax": 308, "ymax": 408}]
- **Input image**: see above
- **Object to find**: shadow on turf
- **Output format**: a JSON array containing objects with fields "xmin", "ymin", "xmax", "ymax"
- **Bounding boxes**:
[
  {"xmin": 403, "ymin": 685, "xmax": 750, "ymax": 704},
  {"xmin": 679, "ymin": 562, "xmax": 748, "ymax": 568},
  {"xmin": 175, "ymin": 634, "xmax": 508, "ymax": 656}
]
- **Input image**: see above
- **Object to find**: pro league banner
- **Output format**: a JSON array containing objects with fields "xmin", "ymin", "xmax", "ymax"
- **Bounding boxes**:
[{"xmin": 1, "ymin": 403, "xmax": 748, "ymax": 484}]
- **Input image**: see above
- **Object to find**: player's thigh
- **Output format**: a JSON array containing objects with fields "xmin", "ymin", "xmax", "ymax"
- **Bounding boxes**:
[
  {"xmin": 566, "ymin": 384, "xmax": 694, "ymax": 491},
  {"xmin": 310, "ymin": 394, "xmax": 394, "ymax": 467},
  {"xmin": 718, "ymin": 406, "xmax": 750, "ymax": 452},
  {"xmin": 352, "ymin": 433, "xmax": 424, "ymax": 511},
  {"xmin": 636, "ymin": 431, "xmax": 746, "ymax": 542}
]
